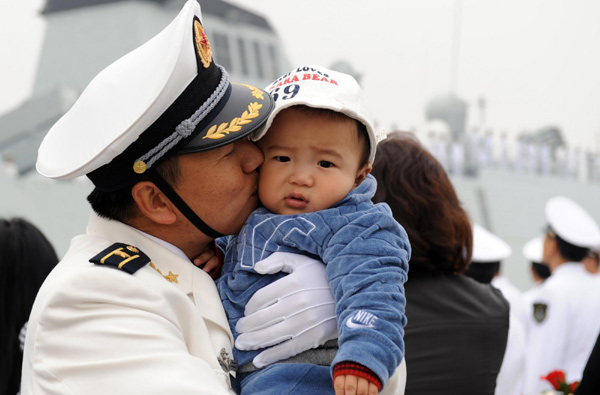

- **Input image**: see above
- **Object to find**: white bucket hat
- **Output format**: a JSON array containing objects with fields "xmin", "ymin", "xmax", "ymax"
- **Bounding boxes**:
[{"xmin": 252, "ymin": 65, "xmax": 384, "ymax": 163}]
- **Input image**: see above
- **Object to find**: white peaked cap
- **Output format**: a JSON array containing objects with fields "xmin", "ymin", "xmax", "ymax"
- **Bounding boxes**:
[
  {"xmin": 471, "ymin": 223, "xmax": 512, "ymax": 263},
  {"xmin": 545, "ymin": 196, "xmax": 600, "ymax": 249},
  {"xmin": 522, "ymin": 236, "xmax": 544, "ymax": 263},
  {"xmin": 252, "ymin": 65, "xmax": 384, "ymax": 163},
  {"xmin": 36, "ymin": 0, "xmax": 273, "ymax": 192},
  {"xmin": 37, "ymin": 1, "xmax": 200, "ymax": 179}
]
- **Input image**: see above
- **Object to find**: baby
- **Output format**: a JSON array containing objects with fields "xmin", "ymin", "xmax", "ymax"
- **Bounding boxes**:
[{"xmin": 215, "ymin": 65, "xmax": 410, "ymax": 395}]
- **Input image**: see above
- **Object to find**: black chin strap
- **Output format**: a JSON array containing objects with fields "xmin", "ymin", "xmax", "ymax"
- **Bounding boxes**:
[{"xmin": 148, "ymin": 171, "xmax": 225, "ymax": 239}]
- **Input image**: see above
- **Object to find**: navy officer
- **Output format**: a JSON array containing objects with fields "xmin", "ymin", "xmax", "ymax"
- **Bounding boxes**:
[
  {"xmin": 523, "ymin": 196, "xmax": 600, "ymax": 394},
  {"xmin": 22, "ymin": 1, "xmax": 336, "ymax": 394}
]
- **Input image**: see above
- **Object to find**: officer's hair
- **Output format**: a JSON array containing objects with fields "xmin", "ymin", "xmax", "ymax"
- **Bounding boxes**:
[
  {"xmin": 464, "ymin": 262, "xmax": 500, "ymax": 284},
  {"xmin": 87, "ymin": 155, "xmax": 181, "ymax": 222},
  {"xmin": 0, "ymin": 217, "xmax": 58, "ymax": 394},
  {"xmin": 371, "ymin": 131, "xmax": 473, "ymax": 275},
  {"xmin": 554, "ymin": 233, "xmax": 590, "ymax": 262},
  {"xmin": 531, "ymin": 262, "xmax": 551, "ymax": 280},
  {"xmin": 287, "ymin": 105, "xmax": 370, "ymax": 168}
]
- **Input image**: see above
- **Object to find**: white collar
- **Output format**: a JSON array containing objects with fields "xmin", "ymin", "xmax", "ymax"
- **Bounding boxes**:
[
  {"xmin": 133, "ymin": 228, "xmax": 190, "ymax": 262},
  {"xmin": 552, "ymin": 261, "xmax": 586, "ymax": 276}
]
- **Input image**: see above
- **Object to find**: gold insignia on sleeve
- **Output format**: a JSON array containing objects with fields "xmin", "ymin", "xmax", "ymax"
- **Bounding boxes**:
[
  {"xmin": 150, "ymin": 262, "xmax": 179, "ymax": 283},
  {"xmin": 533, "ymin": 303, "xmax": 547, "ymax": 323},
  {"xmin": 194, "ymin": 20, "xmax": 212, "ymax": 68},
  {"xmin": 203, "ymin": 102, "xmax": 262, "ymax": 140},
  {"xmin": 90, "ymin": 243, "xmax": 150, "ymax": 274}
]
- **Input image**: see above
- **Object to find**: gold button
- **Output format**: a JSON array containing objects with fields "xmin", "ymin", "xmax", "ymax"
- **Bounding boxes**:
[{"xmin": 133, "ymin": 161, "xmax": 147, "ymax": 174}]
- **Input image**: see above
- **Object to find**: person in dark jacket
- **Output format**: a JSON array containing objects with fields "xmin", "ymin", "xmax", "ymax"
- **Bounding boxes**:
[
  {"xmin": 371, "ymin": 131, "xmax": 509, "ymax": 395},
  {"xmin": 575, "ymin": 330, "xmax": 600, "ymax": 394},
  {"xmin": 0, "ymin": 217, "xmax": 58, "ymax": 395}
]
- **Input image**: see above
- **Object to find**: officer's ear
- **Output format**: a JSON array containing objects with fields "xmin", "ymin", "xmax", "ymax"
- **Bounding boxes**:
[
  {"xmin": 131, "ymin": 181, "xmax": 177, "ymax": 225},
  {"xmin": 542, "ymin": 233, "xmax": 559, "ymax": 262}
]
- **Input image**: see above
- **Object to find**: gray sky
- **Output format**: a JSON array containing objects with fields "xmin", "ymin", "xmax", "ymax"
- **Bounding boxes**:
[{"xmin": 2, "ymin": 0, "xmax": 600, "ymax": 151}]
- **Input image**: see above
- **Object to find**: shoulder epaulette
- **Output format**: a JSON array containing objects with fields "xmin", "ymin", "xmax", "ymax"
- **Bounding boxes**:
[{"xmin": 90, "ymin": 243, "xmax": 150, "ymax": 274}]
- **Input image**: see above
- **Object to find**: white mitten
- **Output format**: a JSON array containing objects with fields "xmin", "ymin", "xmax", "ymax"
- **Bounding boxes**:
[{"xmin": 235, "ymin": 252, "xmax": 337, "ymax": 368}]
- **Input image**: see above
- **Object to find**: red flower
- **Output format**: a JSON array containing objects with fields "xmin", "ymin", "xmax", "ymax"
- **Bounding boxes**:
[
  {"xmin": 540, "ymin": 370, "xmax": 580, "ymax": 394},
  {"xmin": 570, "ymin": 381, "xmax": 580, "ymax": 393},
  {"xmin": 541, "ymin": 370, "xmax": 566, "ymax": 391}
]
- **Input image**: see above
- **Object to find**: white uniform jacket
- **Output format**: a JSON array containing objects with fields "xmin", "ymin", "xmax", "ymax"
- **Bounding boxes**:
[
  {"xmin": 492, "ymin": 277, "xmax": 527, "ymax": 395},
  {"xmin": 21, "ymin": 212, "xmax": 237, "ymax": 394},
  {"xmin": 492, "ymin": 275, "xmax": 527, "ymax": 326},
  {"xmin": 494, "ymin": 313, "xmax": 526, "ymax": 395},
  {"xmin": 523, "ymin": 263, "xmax": 600, "ymax": 394}
]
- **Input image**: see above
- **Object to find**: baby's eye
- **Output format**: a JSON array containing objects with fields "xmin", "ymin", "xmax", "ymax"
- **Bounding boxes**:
[
  {"xmin": 275, "ymin": 156, "xmax": 290, "ymax": 163},
  {"xmin": 318, "ymin": 161, "xmax": 334, "ymax": 168}
]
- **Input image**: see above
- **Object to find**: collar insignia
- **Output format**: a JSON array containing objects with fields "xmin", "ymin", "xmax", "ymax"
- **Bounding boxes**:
[{"xmin": 150, "ymin": 262, "xmax": 179, "ymax": 283}]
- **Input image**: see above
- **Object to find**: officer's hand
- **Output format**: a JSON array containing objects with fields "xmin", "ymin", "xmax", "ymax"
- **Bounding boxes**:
[{"xmin": 235, "ymin": 252, "xmax": 337, "ymax": 368}]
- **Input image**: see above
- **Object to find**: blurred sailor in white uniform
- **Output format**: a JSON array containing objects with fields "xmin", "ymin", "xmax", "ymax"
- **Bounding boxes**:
[
  {"xmin": 521, "ymin": 236, "xmax": 551, "ymax": 312},
  {"xmin": 523, "ymin": 196, "xmax": 600, "ymax": 394},
  {"xmin": 464, "ymin": 224, "xmax": 526, "ymax": 395}
]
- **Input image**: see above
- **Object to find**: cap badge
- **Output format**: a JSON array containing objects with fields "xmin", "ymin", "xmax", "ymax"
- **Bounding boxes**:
[{"xmin": 194, "ymin": 20, "xmax": 212, "ymax": 68}]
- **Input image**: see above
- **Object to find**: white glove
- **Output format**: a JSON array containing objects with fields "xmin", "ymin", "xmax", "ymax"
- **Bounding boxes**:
[{"xmin": 235, "ymin": 252, "xmax": 338, "ymax": 368}]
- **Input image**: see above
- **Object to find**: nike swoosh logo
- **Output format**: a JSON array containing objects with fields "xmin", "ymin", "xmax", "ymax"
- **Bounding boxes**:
[{"xmin": 345, "ymin": 310, "xmax": 378, "ymax": 329}]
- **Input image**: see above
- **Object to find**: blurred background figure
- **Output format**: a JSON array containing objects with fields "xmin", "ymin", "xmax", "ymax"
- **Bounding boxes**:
[
  {"xmin": 539, "ymin": 142, "xmax": 552, "ymax": 176},
  {"xmin": 465, "ymin": 127, "xmax": 480, "ymax": 176},
  {"xmin": 465, "ymin": 223, "xmax": 526, "ymax": 395},
  {"xmin": 0, "ymin": 218, "xmax": 58, "ymax": 395},
  {"xmin": 581, "ymin": 249, "xmax": 599, "ymax": 274},
  {"xmin": 498, "ymin": 131, "xmax": 510, "ymax": 170},
  {"xmin": 450, "ymin": 137, "xmax": 465, "ymax": 175},
  {"xmin": 565, "ymin": 146, "xmax": 579, "ymax": 179},
  {"xmin": 523, "ymin": 197, "xmax": 600, "ymax": 394},
  {"xmin": 521, "ymin": 236, "xmax": 551, "ymax": 308},
  {"xmin": 526, "ymin": 139, "xmax": 539, "ymax": 174},
  {"xmin": 514, "ymin": 138, "xmax": 526, "ymax": 173},
  {"xmin": 480, "ymin": 129, "xmax": 494, "ymax": 168},
  {"xmin": 467, "ymin": 224, "xmax": 526, "ymax": 325},
  {"xmin": 372, "ymin": 131, "xmax": 509, "ymax": 395}
]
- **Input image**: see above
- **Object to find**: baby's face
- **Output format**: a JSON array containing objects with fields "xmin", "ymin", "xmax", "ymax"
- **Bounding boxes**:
[{"xmin": 256, "ymin": 107, "xmax": 370, "ymax": 215}]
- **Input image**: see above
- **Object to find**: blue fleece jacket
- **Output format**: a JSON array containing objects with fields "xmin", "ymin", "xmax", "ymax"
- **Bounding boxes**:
[{"xmin": 216, "ymin": 175, "xmax": 410, "ymax": 386}]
